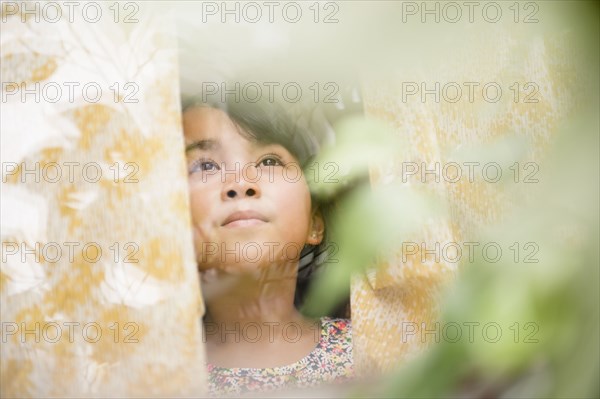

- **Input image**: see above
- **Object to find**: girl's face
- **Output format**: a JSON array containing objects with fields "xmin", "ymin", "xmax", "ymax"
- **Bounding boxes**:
[{"xmin": 183, "ymin": 107, "xmax": 323, "ymax": 273}]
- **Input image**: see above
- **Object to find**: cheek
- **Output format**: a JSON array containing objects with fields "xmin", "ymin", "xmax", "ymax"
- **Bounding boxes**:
[
  {"xmin": 276, "ymin": 179, "xmax": 313, "ymax": 220},
  {"xmin": 189, "ymin": 192, "xmax": 205, "ymax": 223},
  {"xmin": 188, "ymin": 185, "xmax": 216, "ymax": 267},
  {"xmin": 188, "ymin": 183, "xmax": 214, "ymax": 229}
]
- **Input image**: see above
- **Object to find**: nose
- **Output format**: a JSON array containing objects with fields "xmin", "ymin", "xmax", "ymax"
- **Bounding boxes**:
[
  {"xmin": 225, "ymin": 187, "xmax": 257, "ymax": 199},
  {"xmin": 221, "ymin": 165, "xmax": 261, "ymax": 200}
]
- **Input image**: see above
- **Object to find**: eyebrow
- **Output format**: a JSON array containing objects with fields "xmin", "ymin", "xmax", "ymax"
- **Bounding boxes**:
[{"xmin": 185, "ymin": 139, "xmax": 220, "ymax": 153}]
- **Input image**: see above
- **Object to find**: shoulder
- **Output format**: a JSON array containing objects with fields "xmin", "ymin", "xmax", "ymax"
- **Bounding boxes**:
[
  {"xmin": 321, "ymin": 317, "xmax": 352, "ymax": 337},
  {"xmin": 311, "ymin": 317, "xmax": 353, "ymax": 380},
  {"xmin": 319, "ymin": 317, "xmax": 352, "ymax": 352}
]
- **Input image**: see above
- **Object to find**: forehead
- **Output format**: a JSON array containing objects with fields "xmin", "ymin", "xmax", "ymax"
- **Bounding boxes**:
[
  {"xmin": 183, "ymin": 106, "xmax": 292, "ymax": 158},
  {"xmin": 183, "ymin": 107, "xmax": 242, "ymax": 146}
]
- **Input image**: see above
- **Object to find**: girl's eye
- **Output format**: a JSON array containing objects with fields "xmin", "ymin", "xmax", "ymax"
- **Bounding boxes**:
[
  {"xmin": 257, "ymin": 155, "xmax": 284, "ymax": 167},
  {"xmin": 189, "ymin": 159, "xmax": 220, "ymax": 174}
]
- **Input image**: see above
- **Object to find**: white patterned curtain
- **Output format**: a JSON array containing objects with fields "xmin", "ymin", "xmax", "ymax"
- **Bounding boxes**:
[{"xmin": 1, "ymin": 2, "xmax": 206, "ymax": 397}]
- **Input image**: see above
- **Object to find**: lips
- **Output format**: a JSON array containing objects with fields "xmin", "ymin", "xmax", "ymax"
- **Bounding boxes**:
[{"xmin": 221, "ymin": 210, "xmax": 268, "ymax": 227}]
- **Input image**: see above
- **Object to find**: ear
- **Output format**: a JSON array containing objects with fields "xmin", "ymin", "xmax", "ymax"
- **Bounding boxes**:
[{"xmin": 306, "ymin": 210, "xmax": 325, "ymax": 246}]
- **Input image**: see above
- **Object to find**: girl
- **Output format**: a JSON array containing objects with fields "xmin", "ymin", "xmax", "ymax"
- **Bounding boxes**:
[{"xmin": 182, "ymin": 96, "xmax": 354, "ymax": 396}]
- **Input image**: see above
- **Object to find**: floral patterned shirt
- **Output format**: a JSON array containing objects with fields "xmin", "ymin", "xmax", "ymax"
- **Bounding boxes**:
[{"xmin": 207, "ymin": 317, "xmax": 353, "ymax": 397}]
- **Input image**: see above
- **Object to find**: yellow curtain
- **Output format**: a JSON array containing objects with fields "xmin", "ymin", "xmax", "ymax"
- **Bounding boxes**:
[{"xmin": 352, "ymin": 10, "xmax": 580, "ymax": 374}]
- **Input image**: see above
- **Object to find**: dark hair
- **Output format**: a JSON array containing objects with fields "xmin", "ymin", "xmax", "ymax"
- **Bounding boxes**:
[{"xmin": 182, "ymin": 94, "xmax": 349, "ymax": 318}]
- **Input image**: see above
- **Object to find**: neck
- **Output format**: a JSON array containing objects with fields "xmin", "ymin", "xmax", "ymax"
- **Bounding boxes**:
[
  {"xmin": 201, "ymin": 261, "xmax": 304, "ymax": 326},
  {"xmin": 200, "ymin": 261, "xmax": 324, "ymax": 368}
]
